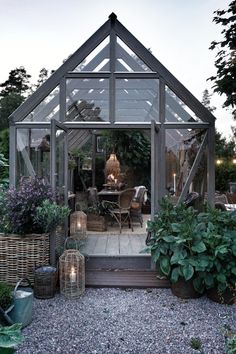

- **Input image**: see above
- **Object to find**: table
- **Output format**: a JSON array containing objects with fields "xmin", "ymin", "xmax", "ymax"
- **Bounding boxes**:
[{"xmin": 98, "ymin": 189, "xmax": 122, "ymax": 202}]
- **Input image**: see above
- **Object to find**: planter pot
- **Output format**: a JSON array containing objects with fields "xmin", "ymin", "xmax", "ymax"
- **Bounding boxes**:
[
  {"xmin": 207, "ymin": 287, "xmax": 236, "ymax": 305},
  {"xmin": 0, "ymin": 233, "xmax": 49, "ymax": 285},
  {"xmin": 171, "ymin": 278, "xmax": 202, "ymax": 299},
  {"xmin": 87, "ymin": 214, "xmax": 107, "ymax": 232},
  {"xmin": 34, "ymin": 266, "xmax": 58, "ymax": 299}
]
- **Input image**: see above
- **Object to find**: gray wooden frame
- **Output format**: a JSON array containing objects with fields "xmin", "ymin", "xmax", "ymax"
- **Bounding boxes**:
[{"xmin": 9, "ymin": 13, "xmax": 216, "ymax": 215}]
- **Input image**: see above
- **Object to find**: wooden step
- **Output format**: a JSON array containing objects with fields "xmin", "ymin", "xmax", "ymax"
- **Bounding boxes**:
[
  {"xmin": 85, "ymin": 269, "xmax": 170, "ymax": 288},
  {"xmin": 85, "ymin": 254, "xmax": 151, "ymax": 270}
]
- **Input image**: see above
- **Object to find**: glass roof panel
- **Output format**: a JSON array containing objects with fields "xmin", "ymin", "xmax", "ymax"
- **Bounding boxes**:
[
  {"xmin": 116, "ymin": 37, "xmax": 154, "ymax": 72},
  {"xmin": 115, "ymin": 78, "xmax": 159, "ymax": 122},
  {"xmin": 165, "ymin": 86, "xmax": 203, "ymax": 123},
  {"xmin": 65, "ymin": 78, "xmax": 109, "ymax": 122},
  {"xmin": 73, "ymin": 37, "xmax": 110, "ymax": 72},
  {"xmin": 23, "ymin": 86, "xmax": 60, "ymax": 122}
]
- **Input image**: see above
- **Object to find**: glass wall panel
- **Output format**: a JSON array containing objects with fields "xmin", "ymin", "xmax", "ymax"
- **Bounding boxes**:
[
  {"xmin": 66, "ymin": 79, "xmax": 109, "ymax": 122},
  {"xmin": 116, "ymin": 79, "xmax": 159, "ymax": 122},
  {"xmin": 166, "ymin": 129, "xmax": 207, "ymax": 207},
  {"xmin": 73, "ymin": 37, "xmax": 110, "ymax": 72},
  {"xmin": 116, "ymin": 37, "xmax": 154, "ymax": 72},
  {"xmin": 23, "ymin": 87, "xmax": 60, "ymax": 122},
  {"xmin": 165, "ymin": 86, "xmax": 203, "ymax": 123},
  {"xmin": 16, "ymin": 128, "xmax": 50, "ymax": 184}
]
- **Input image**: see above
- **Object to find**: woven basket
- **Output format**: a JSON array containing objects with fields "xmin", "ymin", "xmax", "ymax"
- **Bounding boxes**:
[{"xmin": 0, "ymin": 233, "xmax": 49, "ymax": 285}]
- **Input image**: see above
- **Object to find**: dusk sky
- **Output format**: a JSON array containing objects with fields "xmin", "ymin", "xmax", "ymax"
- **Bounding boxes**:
[{"xmin": 0, "ymin": 0, "xmax": 234, "ymax": 137}]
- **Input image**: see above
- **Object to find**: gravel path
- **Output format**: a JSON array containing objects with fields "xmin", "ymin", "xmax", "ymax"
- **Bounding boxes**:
[{"xmin": 16, "ymin": 288, "xmax": 235, "ymax": 354}]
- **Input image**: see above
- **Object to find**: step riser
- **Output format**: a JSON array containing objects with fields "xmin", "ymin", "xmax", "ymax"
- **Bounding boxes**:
[
  {"xmin": 85, "ymin": 255, "xmax": 151, "ymax": 270},
  {"xmin": 85, "ymin": 270, "xmax": 170, "ymax": 288}
]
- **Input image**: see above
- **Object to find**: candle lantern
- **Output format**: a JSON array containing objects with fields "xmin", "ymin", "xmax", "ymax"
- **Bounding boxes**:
[
  {"xmin": 70, "ymin": 211, "xmax": 87, "ymax": 240},
  {"xmin": 59, "ymin": 238, "xmax": 85, "ymax": 299}
]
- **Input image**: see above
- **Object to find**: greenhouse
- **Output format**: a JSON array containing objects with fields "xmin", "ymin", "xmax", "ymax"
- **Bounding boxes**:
[{"xmin": 9, "ymin": 13, "xmax": 215, "ymax": 217}]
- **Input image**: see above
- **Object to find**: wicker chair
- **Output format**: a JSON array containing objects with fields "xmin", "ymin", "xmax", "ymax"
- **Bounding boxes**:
[
  {"xmin": 130, "ymin": 186, "xmax": 147, "ymax": 227},
  {"xmin": 106, "ymin": 188, "xmax": 135, "ymax": 233}
]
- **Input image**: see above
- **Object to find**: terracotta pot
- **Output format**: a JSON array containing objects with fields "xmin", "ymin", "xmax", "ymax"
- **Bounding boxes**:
[
  {"xmin": 171, "ymin": 278, "xmax": 202, "ymax": 299},
  {"xmin": 207, "ymin": 287, "xmax": 236, "ymax": 305}
]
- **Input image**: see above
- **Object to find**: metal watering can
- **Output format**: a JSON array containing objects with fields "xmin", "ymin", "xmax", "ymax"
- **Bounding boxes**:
[{"xmin": 5, "ymin": 278, "xmax": 33, "ymax": 328}]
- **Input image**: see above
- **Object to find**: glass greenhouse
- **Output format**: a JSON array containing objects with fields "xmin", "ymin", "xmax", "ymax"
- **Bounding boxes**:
[{"xmin": 9, "ymin": 13, "xmax": 215, "ymax": 215}]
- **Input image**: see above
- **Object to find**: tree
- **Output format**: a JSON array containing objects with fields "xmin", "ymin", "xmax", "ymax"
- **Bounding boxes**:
[
  {"xmin": 0, "ymin": 93, "xmax": 24, "ymax": 130},
  {"xmin": 201, "ymin": 89, "xmax": 216, "ymax": 113},
  {"xmin": 35, "ymin": 68, "xmax": 49, "ymax": 89},
  {"xmin": 0, "ymin": 66, "xmax": 31, "ymax": 97},
  {"xmin": 208, "ymin": 1, "xmax": 236, "ymax": 118}
]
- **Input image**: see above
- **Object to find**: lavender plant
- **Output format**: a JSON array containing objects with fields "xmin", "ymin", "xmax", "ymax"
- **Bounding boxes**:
[{"xmin": 5, "ymin": 178, "xmax": 54, "ymax": 235}]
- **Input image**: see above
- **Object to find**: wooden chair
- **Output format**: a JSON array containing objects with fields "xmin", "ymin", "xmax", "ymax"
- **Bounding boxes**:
[
  {"xmin": 130, "ymin": 186, "xmax": 147, "ymax": 227},
  {"xmin": 105, "ymin": 188, "xmax": 135, "ymax": 233}
]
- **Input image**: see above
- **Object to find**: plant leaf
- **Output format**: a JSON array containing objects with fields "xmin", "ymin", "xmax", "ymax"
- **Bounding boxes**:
[
  {"xmin": 160, "ymin": 257, "xmax": 171, "ymax": 276},
  {"xmin": 191, "ymin": 241, "xmax": 206, "ymax": 253},
  {"xmin": 182, "ymin": 264, "xmax": 194, "ymax": 281},
  {"xmin": 170, "ymin": 267, "xmax": 180, "ymax": 283}
]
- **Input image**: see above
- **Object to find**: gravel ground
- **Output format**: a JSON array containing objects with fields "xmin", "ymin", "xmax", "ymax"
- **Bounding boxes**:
[{"xmin": 16, "ymin": 288, "xmax": 235, "ymax": 354}]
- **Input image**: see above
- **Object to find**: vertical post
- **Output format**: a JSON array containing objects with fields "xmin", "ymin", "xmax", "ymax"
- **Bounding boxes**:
[
  {"xmin": 92, "ymin": 132, "xmax": 96, "ymax": 187},
  {"xmin": 151, "ymin": 120, "xmax": 158, "ymax": 219},
  {"xmin": 109, "ymin": 28, "xmax": 116, "ymax": 123},
  {"xmin": 207, "ymin": 125, "xmax": 215, "ymax": 206},
  {"xmin": 157, "ymin": 79, "xmax": 166, "ymax": 209},
  {"xmin": 9, "ymin": 124, "xmax": 16, "ymax": 187},
  {"xmin": 60, "ymin": 77, "xmax": 66, "ymax": 122}
]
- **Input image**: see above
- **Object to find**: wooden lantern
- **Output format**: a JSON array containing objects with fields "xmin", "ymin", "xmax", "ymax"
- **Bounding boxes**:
[
  {"xmin": 70, "ymin": 211, "xmax": 87, "ymax": 240},
  {"xmin": 59, "ymin": 247, "xmax": 85, "ymax": 299}
]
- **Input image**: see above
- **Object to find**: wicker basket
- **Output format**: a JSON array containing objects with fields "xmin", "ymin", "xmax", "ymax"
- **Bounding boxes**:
[
  {"xmin": 87, "ymin": 214, "xmax": 107, "ymax": 232},
  {"xmin": 0, "ymin": 233, "xmax": 49, "ymax": 285}
]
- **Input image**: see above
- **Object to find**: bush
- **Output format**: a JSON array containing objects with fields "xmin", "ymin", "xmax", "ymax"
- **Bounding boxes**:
[
  {"xmin": 4, "ymin": 178, "xmax": 54, "ymax": 235},
  {"xmin": 34, "ymin": 199, "xmax": 70, "ymax": 233},
  {"xmin": 0, "ymin": 282, "xmax": 13, "ymax": 311}
]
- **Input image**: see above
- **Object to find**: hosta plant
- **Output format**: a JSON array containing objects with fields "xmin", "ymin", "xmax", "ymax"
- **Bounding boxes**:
[
  {"xmin": 147, "ymin": 198, "xmax": 209, "ymax": 294},
  {"xmin": 197, "ymin": 207, "xmax": 236, "ymax": 294}
]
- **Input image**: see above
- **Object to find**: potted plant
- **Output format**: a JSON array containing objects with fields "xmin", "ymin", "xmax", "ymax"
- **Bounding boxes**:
[
  {"xmin": 86, "ymin": 201, "xmax": 110, "ymax": 232},
  {"xmin": 146, "ymin": 198, "xmax": 208, "ymax": 298},
  {"xmin": 0, "ymin": 178, "xmax": 70, "ymax": 284},
  {"xmin": 197, "ymin": 207, "xmax": 236, "ymax": 304}
]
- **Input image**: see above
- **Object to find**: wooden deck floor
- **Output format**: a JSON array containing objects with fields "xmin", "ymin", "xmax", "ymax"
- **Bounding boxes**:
[{"xmin": 81, "ymin": 233, "xmax": 147, "ymax": 256}]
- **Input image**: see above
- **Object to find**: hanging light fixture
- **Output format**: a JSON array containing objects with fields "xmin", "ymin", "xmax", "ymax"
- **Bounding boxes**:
[{"xmin": 105, "ymin": 153, "xmax": 120, "ymax": 181}]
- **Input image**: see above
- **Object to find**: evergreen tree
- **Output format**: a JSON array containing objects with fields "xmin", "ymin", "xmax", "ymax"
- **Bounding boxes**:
[
  {"xmin": 0, "ymin": 93, "xmax": 24, "ymax": 130},
  {"xmin": 0, "ymin": 66, "xmax": 31, "ymax": 97},
  {"xmin": 201, "ymin": 89, "xmax": 216, "ymax": 113}
]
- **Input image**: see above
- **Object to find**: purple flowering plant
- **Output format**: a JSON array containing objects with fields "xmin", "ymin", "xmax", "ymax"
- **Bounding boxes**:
[{"xmin": 5, "ymin": 178, "xmax": 55, "ymax": 235}]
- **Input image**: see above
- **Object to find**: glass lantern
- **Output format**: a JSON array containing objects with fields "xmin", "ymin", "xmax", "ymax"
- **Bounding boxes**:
[
  {"xmin": 59, "ymin": 246, "xmax": 85, "ymax": 299},
  {"xmin": 70, "ymin": 211, "xmax": 87, "ymax": 240}
]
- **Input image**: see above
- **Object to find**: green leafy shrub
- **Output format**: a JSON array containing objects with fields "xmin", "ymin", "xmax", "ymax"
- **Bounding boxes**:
[
  {"xmin": 34, "ymin": 199, "xmax": 70, "ymax": 233},
  {"xmin": 147, "ymin": 198, "xmax": 236, "ymax": 295},
  {"xmin": 0, "ymin": 324, "xmax": 23, "ymax": 353},
  {"xmin": 227, "ymin": 333, "xmax": 236, "ymax": 354},
  {"xmin": 147, "ymin": 198, "xmax": 208, "ymax": 294},
  {"xmin": 0, "ymin": 283, "xmax": 13, "ymax": 311},
  {"xmin": 197, "ymin": 207, "xmax": 236, "ymax": 293}
]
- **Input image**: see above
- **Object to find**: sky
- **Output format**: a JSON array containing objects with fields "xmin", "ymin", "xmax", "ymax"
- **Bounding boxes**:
[{"xmin": 0, "ymin": 0, "xmax": 235, "ymax": 138}]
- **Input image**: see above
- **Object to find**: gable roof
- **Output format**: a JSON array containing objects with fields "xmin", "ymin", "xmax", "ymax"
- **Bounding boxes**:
[{"xmin": 10, "ymin": 13, "xmax": 215, "ymax": 124}]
